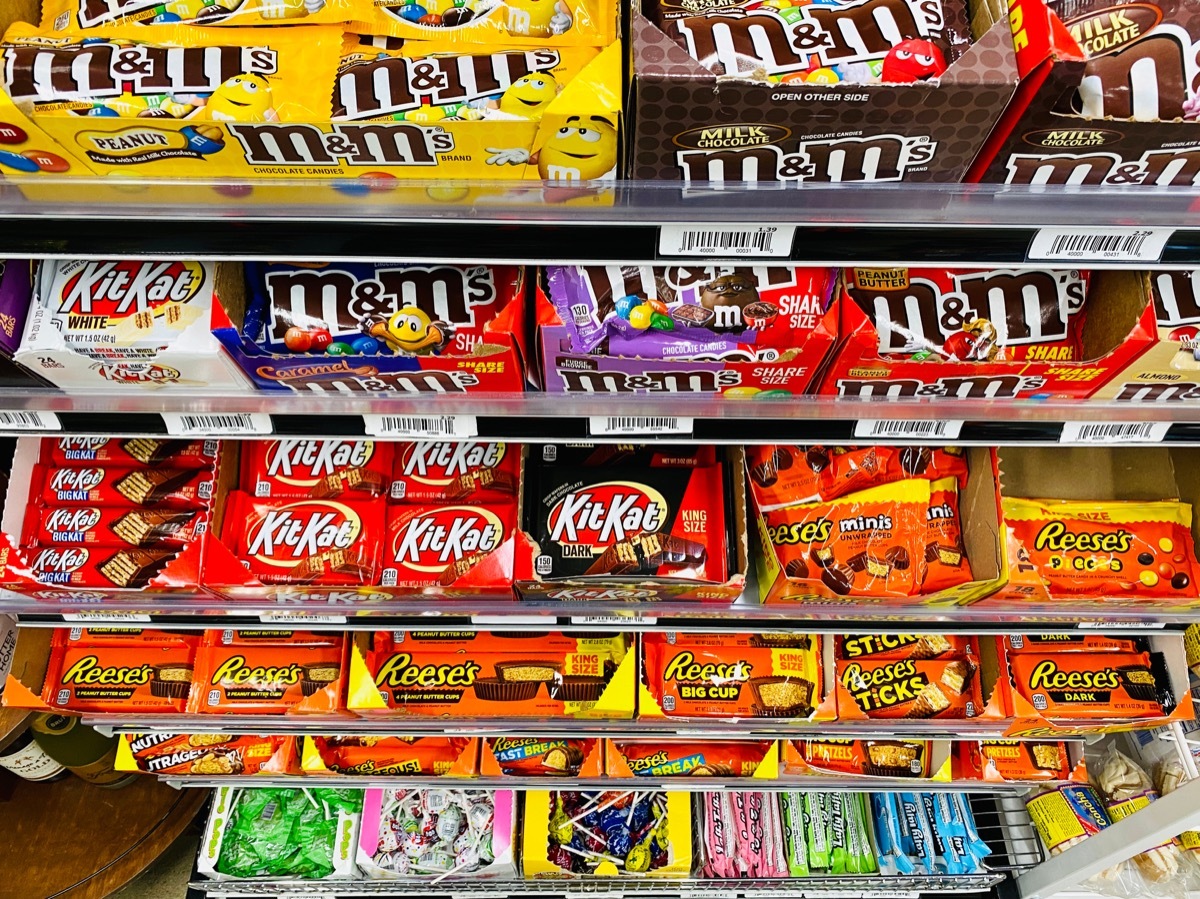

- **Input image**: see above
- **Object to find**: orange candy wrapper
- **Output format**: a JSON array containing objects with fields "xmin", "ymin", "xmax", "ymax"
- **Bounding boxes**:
[
  {"xmin": 747, "ymin": 445, "xmax": 967, "ymax": 512},
  {"xmin": 1002, "ymin": 635, "xmax": 1146, "ymax": 655},
  {"xmin": 790, "ymin": 738, "xmax": 933, "ymax": 778},
  {"xmin": 835, "ymin": 634, "xmax": 976, "ymax": 662},
  {"xmin": 959, "ymin": 740, "xmax": 1074, "ymax": 783},
  {"xmin": 1002, "ymin": 498, "xmax": 1200, "ymax": 599},
  {"xmin": 922, "ymin": 478, "xmax": 973, "ymax": 592},
  {"xmin": 310, "ymin": 736, "xmax": 473, "ymax": 776},
  {"xmin": 43, "ymin": 639, "xmax": 197, "ymax": 714},
  {"xmin": 1006, "ymin": 650, "xmax": 1169, "ymax": 719},
  {"xmin": 485, "ymin": 738, "xmax": 598, "ymax": 776},
  {"xmin": 837, "ymin": 657, "xmax": 982, "ymax": 720},
  {"xmin": 187, "ymin": 635, "xmax": 345, "ymax": 714},
  {"xmin": 125, "ymin": 733, "xmax": 295, "ymax": 776}
]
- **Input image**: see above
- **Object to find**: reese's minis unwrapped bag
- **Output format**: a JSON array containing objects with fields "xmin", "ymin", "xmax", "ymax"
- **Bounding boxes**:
[
  {"xmin": 641, "ymin": 632, "xmax": 821, "ymax": 719},
  {"xmin": 921, "ymin": 478, "xmax": 973, "ymax": 592},
  {"xmin": 1003, "ymin": 498, "xmax": 1200, "ymax": 599},
  {"xmin": 837, "ymin": 657, "xmax": 982, "ymax": 719},
  {"xmin": 763, "ymin": 480, "xmax": 928, "ymax": 597}
]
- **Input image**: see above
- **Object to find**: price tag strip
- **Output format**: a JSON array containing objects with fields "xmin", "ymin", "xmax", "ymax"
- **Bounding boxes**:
[
  {"xmin": 161, "ymin": 412, "xmax": 272, "ymax": 437},
  {"xmin": 0, "ymin": 411, "xmax": 60, "ymax": 431},
  {"xmin": 363, "ymin": 414, "xmax": 478, "ymax": 439},
  {"xmin": 589, "ymin": 416, "xmax": 694, "ymax": 436},
  {"xmin": 660, "ymin": 224, "xmax": 797, "ymax": 259},
  {"xmin": 258, "ymin": 612, "xmax": 347, "ymax": 626},
  {"xmin": 1059, "ymin": 421, "xmax": 1171, "ymax": 444},
  {"xmin": 1028, "ymin": 227, "xmax": 1173, "ymax": 263},
  {"xmin": 62, "ymin": 611, "xmax": 152, "ymax": 623},
  {"xmin": 854, "ymin": 419, "xmax": 964, "ymax": 440}
]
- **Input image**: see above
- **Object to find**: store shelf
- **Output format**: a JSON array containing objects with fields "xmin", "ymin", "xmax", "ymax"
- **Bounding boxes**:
[
  {"xmin": 6, "ymin": 390, "xmax": 1200, "ymax": 444},
  {"xmin": 9, "ymin": 592, "xmax": 1196, "ymax": 629},
  {"xmin": 86, "ymin": 715, "xmax": 1043, "ymax": 740},
  {"xmin": 159, "ymin": 773, "xmax": 1035, "ymax": 794},
  {"xmin": 6, "ymin": 179, "xmax": 1200, "ymax": 268}
]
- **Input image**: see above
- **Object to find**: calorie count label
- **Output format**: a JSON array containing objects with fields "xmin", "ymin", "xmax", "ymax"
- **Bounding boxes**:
[
  {"xmin": 659, "ymin": 224, "xmax": 798, "ymax": 259},
  {"xmin": 1027, "ymin": 227, "xmax": 1173, "ymax": 263}
]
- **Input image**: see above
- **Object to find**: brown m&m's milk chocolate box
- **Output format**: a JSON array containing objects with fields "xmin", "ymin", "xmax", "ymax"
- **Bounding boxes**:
[
  {"xmin": 973, "ymin": 0, "xmax": 1200, "ymax": 185},
  {"xmin": 627, "ymin": 0, "xmax": 1019, "ymax": 183}
]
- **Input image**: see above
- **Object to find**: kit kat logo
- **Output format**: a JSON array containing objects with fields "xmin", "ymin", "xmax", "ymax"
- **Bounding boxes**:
[
  {"xmin": 400, "ymin": 442, "xmax": 506, "ymax": 483},
  {"xmin": 264, "ymin": 440, "xmax": 375, "ymax": 483},
  {"xmin": 59, "ymin": 655, "xmax": 152, "ymax": 685},
  {"xmin": 1021, "ymin": 129, "xmax": 1124, "ymax": 149},
  {"xmin": 57, "ymin": 261, "xmax": 206, "ymax": 318},
  {"xmin": 1065, "ymin": 3, "xmax": 1163, "ymax": 56},
  {"xmin": 49, "ymin": 468, "xmax": 104, "ymax": 493},
  {"xmin": 389, "ymin": 506, "xmax": 506, "ymax": 571},
  {"xmin": 245, "ymin": 501, "xmax": 362, "ymax": 565},
  {"xmin": 31, "ymin": 547, "xmax": 90, "ymax": 577},
  {"xmin": 547, "ymin": 482, "xmax": 669, "ymax": 550},
  {"xmin": 93, "ymin": 364, "xmax": 183, "ymax": 384},
  {"xmin": 46, "ymin": 508, "xmax": 103, "ymax": 534},
  {"xmin": 373, "ymin": 652, "xmax": 481, "ymax": 688},
  {"xmin": 672, "ymin": 124, "xmax": 791, "ymax": 151}
]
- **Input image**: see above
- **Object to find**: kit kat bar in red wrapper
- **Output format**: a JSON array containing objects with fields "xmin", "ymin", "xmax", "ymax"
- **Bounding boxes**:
[
  {"xmin": 37, "ymin": 465, "xmax": 213, "ymax": 509},
  {"xmin": 381, "ymin": 503, "xmax": 515, "ymax": 588},
  {"xmin": 29, "ymin": 545, "xmax": 178, "ymax": 589},
  {"xmin": 45, "ymin": 438, "xmax": 218, "ymax": 469},
  {"xmin": 391, "ymin": 441, "xmax": 520, "ymax": 504},
  {"xmin": 224, "ymin": 491, "xmax": 383, "ymax": 586},
  {"xmin": 240, "ymin": 439, "xmax": 393, "ymax": 500},
  {"xmin": 26, "ymin": 504, "xmax": 206, "ymax": 549}
]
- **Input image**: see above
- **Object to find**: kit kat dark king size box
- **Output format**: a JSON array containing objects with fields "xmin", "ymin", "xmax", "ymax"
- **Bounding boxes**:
[
  {"xmin": 627, "ymin": 0, "xmax": 1018, "ymax": 184},
  {"xmin": 972, "ymin": 0, "xmax": 1200, "ymax": 185}
]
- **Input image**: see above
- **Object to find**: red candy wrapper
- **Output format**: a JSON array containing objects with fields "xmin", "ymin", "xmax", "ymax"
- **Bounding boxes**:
[
  {"xmin": 26, "ymin": 504, "xmax": 206, "ymax": 549},
  {"xmin": 240, "ymin": 439, "xmax": 393, "ymax": 500},
  {"xmin": 37, "ymin": 464, "xmax": 213, "ymax": 509},
  {"xmin": 844, "ymin": 268, "xmax": 1089, "ymax": 363},
  {"xmin": 382, "ymin": 503, "xmax": 515, "ymax": 588},
  {"xmin": 224, "ymin": 492, "xmax": 383, "ymax": 586},
  {"xmin": 45, "ymin": 438, "xmax": 218, "ymax": 469},
  {"xmin": 29, "ymin": 545, "xmax": 180, "ymax": 589},
  {"xmin": 390, "ymin": 441, "xmax": 520, "ymax": 504}
]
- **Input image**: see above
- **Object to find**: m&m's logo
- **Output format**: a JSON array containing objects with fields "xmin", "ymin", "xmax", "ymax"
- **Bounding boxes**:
[
  {"xmin": 547, "ymin": 482, "xmax": 669, "ymax": 551},
  {"xmin": 245, "ymin": 501, "xmax": 363, "ymax": 565},
  {"xmin": 389, "ymin": 506, "xmax": 507, "ymax": 572}
]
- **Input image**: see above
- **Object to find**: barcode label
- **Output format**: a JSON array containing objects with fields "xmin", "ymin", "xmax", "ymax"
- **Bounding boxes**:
[
  {"xmin": 161, "ymin": 412, "xmax": 272, "ymax": 436},
  {"xmin": 0, "ymin": 411, "xmax": 59, "ymax": 431},
  {"xmin": 589, "ymin": 416, "xmax": 693, "ymax": 436},
  {"xmin": 62, "ymin": 612, "xmax": 151, "ymax": 623},
  {"xmin": 659, "ymin": 223, "xmax": 796, "ymax": 258},
  {"xmin": 853, "ymin": 419, "xmax": 964, "ymax": 440},
  {"xmin": 1060, "ymin": 421, "xmax": 1171, "ymax": 444},
  {"xmin": 1078, "ymin": 621, "xmax": 1165, "ymax": 630},
  {"xmin": 363, "ymin": 414, "xmax": 477, "ymax": 438},
  {"xmin": 1028, "ymin": 227, "xmax": 1172, "ymax": 262},
  {"xmin": 258, "ymin": 612, "xmax": 347, "ymax": 625},
  {"xmin": 570, "ymin": 615, "xmax": 657, "ymax": 625},
  {"xmin": 681, "ymin": 891, "xmax": 737, "ymax": 899}
]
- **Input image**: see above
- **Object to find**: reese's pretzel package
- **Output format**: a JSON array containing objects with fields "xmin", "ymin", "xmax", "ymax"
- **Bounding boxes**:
[
  {"xmin": 789, "ymin": 738, "xmax": 935, "ymax": 779},
  {"xmin": 640, "ymin": 632, "xmax": 822, "ymax": 720},
  {"xmin": 1003, "ymin": 498, "xmax": 1200, "ymax": 599},
  {"xmin": 746, "ymin": 445, "xmax": 967, "ymax": 512},
  {"xmin": 959, "ymin": 740, "xmax": 1075, "ymax": 783},
  {"xmin": 350, "ymin": 631, "xmax": 633, "ymax": 718}
]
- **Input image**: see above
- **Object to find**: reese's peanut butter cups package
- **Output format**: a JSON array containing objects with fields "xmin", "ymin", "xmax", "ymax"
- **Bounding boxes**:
[
  {"xmin": 2, "ymin": 22, "xmax": 339, "ymax": 123},
  {"xmin": 43, "ymin": 0, "xmax": 364, "ymax": 28},
  {"xmin": 43, "ymin": 637, "xmax": 197, "ymax": 713},
  {"xmin": 846, "ymin": 268, "xmax": 1089, "ymax": 360},
  {"xmin": 641, "ymin": 632, "xmax": 821, "ymax": 719},
  {"xmin": 763, "ymin": 480, "xmax": 928, "ymax": 597},
  {"xmin": 188, "ymin": 633, "xmax": 346, "ymax": 714},
  {"xmin": 1006, "ymin": 649, "xmax": 1171, "ymax": 719},
  {"xmin": 837, "ymin": 657, "xmax": 982, "ymax": 719},
  {"xmin": 1003, "ymin": 497, "xmax": 1200, "ymax": 599},
  {"xmin": 747, "ymin": 445, "xmax": 967, "ymax": 512},
  {"xmin": 349, "ymin": 0, "xmax": 616, "ymax": 46}
]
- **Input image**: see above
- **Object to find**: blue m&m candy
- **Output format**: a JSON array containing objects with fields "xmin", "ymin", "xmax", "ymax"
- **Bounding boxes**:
[
  {"xmin": 0, "ymin": 150, "xmax": 40, "ymax": 173},
  {"xmin": 398, "ymin": 3, "xmax": 428, "ymax": 20},
  {"xmin": 614, "ymin": 295, "xmax": 639, "ymax": 319},
  {"xmin": 351, "ymin": 336, "xmax": 381, "ymax": 354}
]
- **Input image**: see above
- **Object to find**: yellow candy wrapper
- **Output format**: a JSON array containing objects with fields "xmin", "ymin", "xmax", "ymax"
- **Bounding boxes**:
[
  {"xmin": 348, "ymin": 0, "xmax": 616, "ymax": 47},
  {"xmin": 41, "ymin": 0, "xmax": 367, "ymax": 29},
  {"xmin": 335, "ymin": 34, "xmax": 599, "ymax": 124}
]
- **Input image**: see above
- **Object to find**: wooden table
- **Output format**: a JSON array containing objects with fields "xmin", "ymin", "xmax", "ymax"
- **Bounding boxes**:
[{"xmin": 0, "ymin": 774, "xmax": 206, "ymax": 899}]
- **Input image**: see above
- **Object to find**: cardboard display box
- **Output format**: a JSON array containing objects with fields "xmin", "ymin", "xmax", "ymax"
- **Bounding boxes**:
[
  {"xmin": 970, "ymin": 0, "xmax": 1200, "ymax": 186},
  {"xmin": 534, "ymin": 272, "xmax": 839, "ymax": 396},
  {"xmin": 627, "ymin": 0, "xmax": 1018, "ymax": 184},
  {"xmin": 755, "ymin": 447, "xmax": 1004, "ymax": 607},
  {"xmin": 212, "ymin": 262, "xmax": 527, "ymax": 395},
  {"xmin": 818, "ymin": 270, "xmax": 1157, "ymax": 399}
]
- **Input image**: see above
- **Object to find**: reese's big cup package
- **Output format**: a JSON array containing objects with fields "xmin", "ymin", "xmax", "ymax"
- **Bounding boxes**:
[
  {"xmin": 240, "ymin": 440, "xmax": 393, "ymax": 501},
  {"xmin": 746, "ymin": 445, "xmax": 967, "ymax": 512},
  {"xmin": 350, "ymin": 631, "xmax": 633, "ymax": 718},
  {"xmin": 844, "ymin": 268, "xmax": 1089, "ymax": 361},
  {"xmin": 242, "ymin": 263, "xmax": 521, "ymax": 359},
  {"xmin": 42, "ymin": 0, "xmax": 362, "ymax": 27},
  {"xmin": 640, "ymin": 632, "xmax": 821, "ymax": 720},
  {"xmin": 1003, "ymin": 498, "xmax": 1200, "ymax": 599},
  {"xmin": 1, "ymin": 22, "xmax": 339, "ymax": 125},
  {"xmin": 43, "ymin": 631, "xmax": 200, "ymax": 713},
  {"xmin": 526, "ymin": 454, "xmax": 728, "ymax": 582}
]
